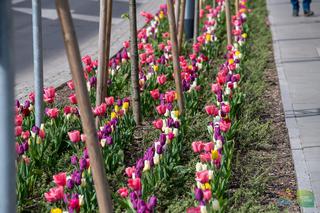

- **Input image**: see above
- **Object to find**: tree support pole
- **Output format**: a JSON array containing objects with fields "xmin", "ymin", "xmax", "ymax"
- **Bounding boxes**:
[{"xmin": 55, "ymin": 1, "xmax": 113, "ymax": 212}]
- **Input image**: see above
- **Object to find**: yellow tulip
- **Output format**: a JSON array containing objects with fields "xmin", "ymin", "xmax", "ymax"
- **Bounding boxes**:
[
  {"xmin": 51, "ymin": 208, "xmax": 62, "ymax": 213},
  {"xmin": 212, "ymin": 150, "xmax": 219, "ymax": 160},
  {"xmin": 122, "ymin": 102, "xmax": 129, "ymax": 110},
  {"xmin": 153, "ymin": 65, "xmax": 159, "ymax": 72},
  {"xmin": 111, "ymin": 112, "xmax": 117, "ymax": 119},
  {"xmin": 228, "ymin": 59, "xmax": 234, "ymax": 65},
  {"xmin": 114, "ymin": 105, "xmax": 119, "ymax": 113},
  {"xmin": 242, "ymin": 33, "xmax": 247, "ymax": 39}
]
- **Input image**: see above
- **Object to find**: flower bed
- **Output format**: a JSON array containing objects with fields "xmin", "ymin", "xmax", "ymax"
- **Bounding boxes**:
[{"xmin": 14, "ymin": 0, "xmax": 252, "ymax": 212}]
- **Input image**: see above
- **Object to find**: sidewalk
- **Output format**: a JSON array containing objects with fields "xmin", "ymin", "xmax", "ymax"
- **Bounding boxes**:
[{"xmin": 267, "ymin": 0, "xmax": 320, "ymax": 212}]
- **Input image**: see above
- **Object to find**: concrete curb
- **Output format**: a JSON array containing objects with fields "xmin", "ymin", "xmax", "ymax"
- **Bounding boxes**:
[{"xmin": 266, "ymin": 1, "xmax": 317, "ymax": 212}]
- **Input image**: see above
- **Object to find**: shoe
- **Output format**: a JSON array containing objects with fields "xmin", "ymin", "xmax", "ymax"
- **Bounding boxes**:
[
  {"xmin": 292, "ymin": 10, "xmax": 299, "ymax": 17},
  {"xmin": 304, "ymin": 11, "xmax": 314, "ymax": 17}
]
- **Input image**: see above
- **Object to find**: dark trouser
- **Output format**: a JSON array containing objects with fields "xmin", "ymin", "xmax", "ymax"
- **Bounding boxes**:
[{"xmin": 291, "ymin": 0, "xmax": 312, "ymax": 12}]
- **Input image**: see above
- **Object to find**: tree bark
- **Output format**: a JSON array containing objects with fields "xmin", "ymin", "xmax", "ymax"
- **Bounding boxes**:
[
  {"xmin": 96, "ymin": 0, "xmax": 113, "ymax": 126},
  {"xmin": 129, "ymin": 0, "xmax": 142, "ymax": 125},
  {"xmin": 167, "ymin": 0, "xmax": 185, "ymax": 114},
  {"xmin": 55, "ymin": 1, "xmax": 113, "ymax": 212},
  {"xmin": 177, "ymin": 0, "xmax": 186, "ymax": 54}
]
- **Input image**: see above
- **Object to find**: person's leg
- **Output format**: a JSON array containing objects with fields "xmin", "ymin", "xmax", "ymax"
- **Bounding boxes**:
[
  {"xmin": 303, "ymin": 0, "xmax": 314, "ymax": 16},
  {"xmin": 291, "ymin": 0, "xmax": 300, "ymax": 16}
]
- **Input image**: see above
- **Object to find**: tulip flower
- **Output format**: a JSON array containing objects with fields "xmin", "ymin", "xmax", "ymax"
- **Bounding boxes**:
[
  {"xmin": 68, "ymin": 130, "xmax": 81, "ymax": 143},
  {"xmin": 128, "ymin": 178, "xmax": 142, "ymax": 191},
  {"xmin": 46, "ymin": 108, "xmax": 59, "ymax": 119},
  {"xmin": 118, "ymin": 187, "xmax": 129, "ymax": 198},
  {"xmin": 205, "ymin": 105, "xmax": 219, "ymax": 116},
  {"xmin": 152, "ymin": 119, "xmax": 163, "ymax": 130},
  {"xmin": 157, "ymin": 74, "xmax": 167, "ymax": 85},
  {"xmin": 44, "ymin": 186, "xmax": 64, "ymax": 202},
  {"xmin": 105, "ymin": 96, "xmax": 115, "ymax": 106},
  {"xmin": 68, "ymin": 94, "xmax": 77, "ymax": 104},
  {"xmin": 156, "ymin": 104, "xmax": 167, "ymax": 115},
  {"xmin": 150, "ymin": 89, "xmax": 160, "ymax": 100},
  {"xmin": 43, "ymin": 87, "xmax": 56, "ymax": 104},
  {"xmin": 53, "ymin": 172, "xmax": 66, "ymax": 187},
  {"xmin": 192, "ymin": 141, "xmax": 204, "ymax": 153}
]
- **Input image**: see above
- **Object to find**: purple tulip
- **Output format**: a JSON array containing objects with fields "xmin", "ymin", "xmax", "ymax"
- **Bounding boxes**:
[
  {"xmin": 71, "ymin": 155, "xmax": 78, "ymax": 165},
  {"xmin": 79, "ymin": 157, "xmax": 87, "ymax": 170},
  {"xmin": 159, "ymin": 133, "xmax": 166, "ymax": 145},
  {"xmin": 67, "ymin": 179, "xmax": 74, "ymax": 189},
  {"xmin": 147, "ymin": 196, "xmax": 157, "ymax": 209},
  {"xmin": 194, "ymin": 187, "xmax": 203, "ymax": 201}
]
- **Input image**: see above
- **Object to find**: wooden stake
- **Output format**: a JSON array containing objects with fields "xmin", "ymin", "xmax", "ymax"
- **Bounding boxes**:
[
  {"xmin": 225, "ymin": 0, "xmax": 232, "ymax": 45},
  {"xmin": 177, "ymin": 0, "xmax": 186, "ymax": 54},
  {"xmin": 167, "ymin": 0, "xmax": 185, "ymax": 114},
  {"xmin": 175, "ymin": 0, "xmax": 180, "ymax": 31},
  {"xmin": 235, "ymin": 0, "xmax": 239, "ymax": 14},
  {"xmin": 55, "ymin": 1, "xmax": 113, "ymax": 212},
  {"xmin": 96, "ymin": 0, "xmax": 113, "ymax": 126},
  {"xmin": 193, "ymin": 0, "xmax": 199, "ymax": 46},
  {"xmin": 129, "ymin": 0, "xmax": 142, "ymax": 125}
]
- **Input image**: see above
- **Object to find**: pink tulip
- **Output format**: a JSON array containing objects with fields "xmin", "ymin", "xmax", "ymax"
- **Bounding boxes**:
[
  {"xmin": 150, "ymin": 89, "xmax": 160, "ymax": 100},
  {"xmin": 203, "ymin": 190, "xmax": 212, "ymax": 201},
  {"xmin": 187, "ymin": 206, "xmax": 201, "ymax": 213},
  {"xmin": 68, "ymin": 130, "xmax": 81, "ymax": 143},
  {"xmin": 53, "ymin": 172, "xmax": 66, "ymax": 187},
  {"xmin": 220, "ymin": 119, "xmax": 231, "ymax": 132},
  {"xmin": 168, "ymin": 132, "xmax": 175, "ymax": 140},
  {"xmin": 94, "ymin": 103, "xmax": 107, "ymax": 117},
  {"xmin": 192, "ymin": 141, "xmax": 204, "ymax": 153},
  {"xmin": 69, "ymin": 197, "xmax": 80, "ymax": 212},
  {"xmin": 203, "ymin": 142, "xmax": 214, "ymax": 152},
  {"xmin": 44, "ymin": 186, "xmax": 64, "ymax": 203},
  {"xmin": 221, "ymin": 104, "xmax": 230, "ymax": 114},
  {"xmin": 105, "ymin": 96, "xmax": 115, "ymax": 106},
  {"xmin": 15, "ymin": 126, "xmax": 23, "ymax": 137},
  {"xmin": 15, "ymin": 114, "xmax": 23, "ymax": 126},
  {"xmin": 67, "ymin": 80, "xmax": 75, "ymax": 90},
  {"xmin": 153, "ymin": 119, "xmax": 163, "ymax": 130},
  {"xmin": 205, "ymin": 105, "xmax": 219, "ymax": 116},
  {"xmin": 21, "ymin": 130, "xmax": 30, "ymax": 140},
  {"xmin": 46, "ymin": 108, "xmax": 59, "ymax": 119},
  {"xmin": 43, "ymin": 87, "xmax": 56, "ymax": 104},
  {"xmin": 164, "ymin": 91, "xmax": 175, "ymax": 103},
  {"xmin": 200, "ymin": 153, "xmax": 212, "ymax": 162},
  {"xmin": 29, "ymin": 92, "xmax": 35, "ymax": 103},
  {"xmin": 81, "ymin": 134, "xmax": 86, "ymax": 142},
  {"xmin": 118, "ymin": 187, "xmax": 129, "ymax": 198},
  {"xmin": 81, "ymin": 55, "xmax": 92, "ymax": 66},
  {"xmin": 157, "ymin": 74, "xmax": 167, "ymax": 85},
  {"xmin": 195, "ymin": 170, "xmax": 209, "ymax": 184},
  {"xmin": 125, "ymin": 166, "xmax": 136, "ymax": 178},
  {"xmin": 123, "ymin": 40, "xmax": 130, "ymax": 49},
  {"xmin": 156, "ymin": 104, "xmax": 167, "ymax": 115}
]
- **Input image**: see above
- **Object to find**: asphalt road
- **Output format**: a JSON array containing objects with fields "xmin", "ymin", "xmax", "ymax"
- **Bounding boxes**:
[{"xmin": 12, "ymin": 0, "xmax": 162, "ymax": 99}]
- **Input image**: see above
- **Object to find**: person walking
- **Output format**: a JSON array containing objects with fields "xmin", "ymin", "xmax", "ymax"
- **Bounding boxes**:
[{"xmin": 291, "ymin": 0, "xmax": 314, "ymax": 16}]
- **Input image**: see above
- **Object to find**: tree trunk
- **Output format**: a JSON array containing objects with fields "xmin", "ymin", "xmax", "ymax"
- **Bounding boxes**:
[
  {"xmin": 129, "ymin": 0, "xmax": 142, "ymax": 125},
  {"xmin": 96, "ymin": 0, "xmax": 113, "ymax": 126},
  {"xmin": 225, "ymin": 0, "xmax": 232, "ymax": 45},
  {"xmin": 175, "ymin": 0, "xmax": 180, "ymax": 31},
  {"xmin": 177, "ymin": 0, "xmax": 186, "ymax": 54},
  {"xmin": 55, "ymin": 1, "xmax": 113, "ymax": 212},
  {"xmin": 167, "ymin": 0, "xmax": 185, "ymax": 114},
  {"xmin": 193, "ymin": 0, "xmax": 199, "ymax": 46},
  {"xmin": 235, "ymin": 0, "xmax": 239, "ymax": 14}
]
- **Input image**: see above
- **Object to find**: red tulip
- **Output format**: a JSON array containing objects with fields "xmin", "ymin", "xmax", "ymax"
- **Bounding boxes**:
[
  {"xmin": 105, "ymin": 96, "xmax": 115, "ymax": 106},
  {"xmin": 53, "ymin": 172, "xmax": 66, "ymax": 187},
  {"xmin": 118, "ymin": 187, "xmax": 129, "ymax": 198},
  {"xmin": 128, "ymin": 178, "xmax": 142, "ymax": 191},
  {"xmin": 153, "ymin": 119, "xmax": 163, "ymax": 130}
]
